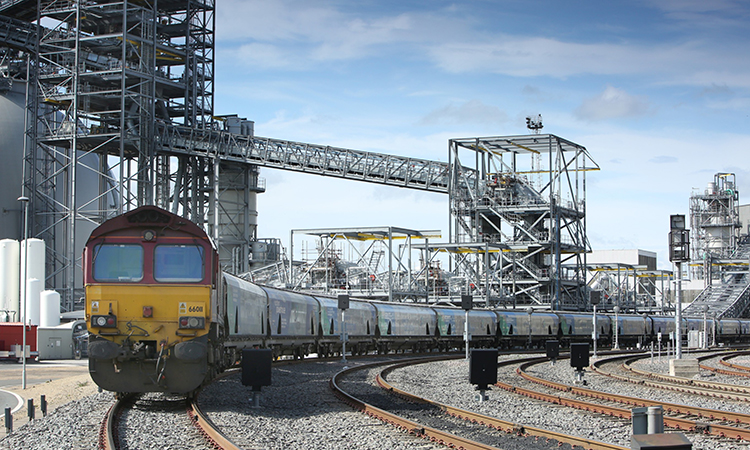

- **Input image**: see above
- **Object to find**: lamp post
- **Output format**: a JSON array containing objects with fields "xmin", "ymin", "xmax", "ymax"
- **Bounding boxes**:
[
  {"xmin": 338, "ymin": 295, "xmax": 349, "ymax": 363},
  {"xmin": 613, "ymin": 305, "xmax": 620, "ymax": 350},
  {"xmin": 590, "ymin": 291, "xmax": 600, "ymax": 358},
  {"xmin": 669, "ymin": 215, "xmax": 689, "ymax": 360},
  {"xmin": 462, "ymin": 295, "xmax": 472, "ymax": 359},
  {"xmin": 17, "ymin": 196, "xmax": 29, "ymax": 390},
  {"xmin": 712, "ymin": 312, "xmax": 717, "ymax": 347},
  {"xmin": 702, "ymin": 306, "xmax": 708, "ymax": 349},
  {"xmin": 527, "ymin": 306, "xmax": 533, "ymax": 348}
]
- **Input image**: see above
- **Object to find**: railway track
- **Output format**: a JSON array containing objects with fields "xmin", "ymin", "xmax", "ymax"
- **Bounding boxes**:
[
  {"xmin": 332, "ymin": 355, "xmax": 629, "ymax": 450},
  {"xmin": 98, "ymin": 378, "xmax": 242, "ymax": 450},
  {"xmin": 696, "ymin": 351, "xmax": 750, "ymax": 378},
  {"xmin": 511, "ymin": 354, "xmax": 750, "ymax": 444},
  {"xmin": 717, "ymin": 351, "xmax": 750, "ymax": 373},
  {"xmin": 594, "ymin": 352, "xmax": 750, "ymax": 400}
]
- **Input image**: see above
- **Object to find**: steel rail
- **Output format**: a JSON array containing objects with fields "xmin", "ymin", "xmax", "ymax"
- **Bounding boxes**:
[
  {"xmin": 98, "ymin": 400, "xmax": 119, "ymax": 450},
  {"xmin": 377, "ymin": 359, "xmax": 628, "ymax": 450},
  {"xmin": 187, "ymin": 368, "xmax": 244, "ymax": 450},
  {"xmin": 718, "ymin": 351, "xmax": 750, "ymax": 373},
  {"xmin": 99, "ymin": 370, "xmax": 243, "ymax": 450},
  {"xmin": 518, "ymin": 356, "xmax": 750, "ymax": 442},
  {"xmin": 610, "ymin": 353, "xmax": 750, "ymax": 397},
  {"xmin": 98, "ymin": 394, "xmax": 137, "ymax": 450},
  {"xmin": 331, "ymin": 356, "xmax": 504, "ymax": 450}
]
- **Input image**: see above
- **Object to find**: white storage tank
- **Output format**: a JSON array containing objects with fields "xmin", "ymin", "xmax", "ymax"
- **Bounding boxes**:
[
  {"xmin": 25, "ymin": 277, "xmax": 41, "ymax": 326},
  {"xmin": 21, "ymin": 238, "xmax": 45, "ymax": 286},
  {"xmin": 0, "ymin": 239, "xmax": 19, "ymax": 321},
  {"xmin": 40, "ymin": 290, "xmax": 61, "ymax": 327},
  {"xmin": 20, "ymin": 238, "xmax": 45, "ymax": 309},
  {"xmin": 0, "ymin": 78, "xmax": 26, "ymax": 242}
]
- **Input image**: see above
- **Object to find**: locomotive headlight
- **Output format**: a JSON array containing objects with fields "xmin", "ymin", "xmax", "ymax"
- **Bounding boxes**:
[
  {"xmin": 178, "ymin": 316, "xmax": 205, "ymax": 329},
  {"xmin": 91, "ymin": 314, "xmax": 117, "ymax": 328}
]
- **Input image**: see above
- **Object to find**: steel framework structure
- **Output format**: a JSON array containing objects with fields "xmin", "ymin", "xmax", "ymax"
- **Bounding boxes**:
[
  {"xmin": 288, "ymin": 227, "xmax": 442, "ymax": 302},
  {"xmin": 448, "ymin": 135, "xmax": 599, "ymax": 310},
  {"xmin": 689, "ymin": 173, "xmax": 741, "ymax": 281},
  {"xmin": 1, "ymin": 2, "xmax": 599, "ymax": 312},
  {"xmin": 1, "ymin": 0, "xmax": 222, "ymax": 310}
]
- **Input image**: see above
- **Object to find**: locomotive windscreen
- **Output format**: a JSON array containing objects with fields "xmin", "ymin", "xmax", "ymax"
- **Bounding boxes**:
[
  {"xmin": 93, "ymin": 244, "xmax": 144, "ymax": 282},
  {"xmin": 154, "ymin": 245, "xmax": 204, "ymax": 282}
]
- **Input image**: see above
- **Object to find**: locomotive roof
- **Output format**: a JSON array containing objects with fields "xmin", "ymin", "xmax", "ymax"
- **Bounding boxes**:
[{"xmin": 87, "ymin": 205, "xmax": 212, "ymax": 244}]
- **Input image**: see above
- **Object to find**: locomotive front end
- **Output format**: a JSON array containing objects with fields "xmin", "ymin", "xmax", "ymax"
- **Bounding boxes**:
[{"xmin": 84, "ymin": 207, "xmax": 219, "ymax": 394}]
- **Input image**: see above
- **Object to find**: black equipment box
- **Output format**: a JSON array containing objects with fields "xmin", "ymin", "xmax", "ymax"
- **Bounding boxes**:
[
  {"xmin": 469, "ymin": 349, "xmax": 498, "ymax": 389},
  {"xmin": 569, "ymin": 343, "xmax": 590, "ymax": 370},
  {"xmin": 461, "ymin": 294, "xmax": 473, "ymax": 311},
  {"xmin": 546, "ymin": 340, "xmax": 559, "ymax": 360},
  {"xmin": 241, "ymin": 349, "xmax": 272, "ymax": 389},
  {"xmin": 338, "ymin": 294, "xmax": 349, "ymax": 310},
  {"xmin": 631, "ymin": 433, "xmax": 692, "ymax": 449}
]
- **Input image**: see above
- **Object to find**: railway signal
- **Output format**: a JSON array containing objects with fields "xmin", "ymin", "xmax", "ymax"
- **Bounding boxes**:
[{"xmin": 469, "ymin": 348, "xmax": 497, "ymax": 402}]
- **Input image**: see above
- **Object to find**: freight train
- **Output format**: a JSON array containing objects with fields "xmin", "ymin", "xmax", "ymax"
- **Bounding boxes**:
[{"xmin": 84, "ymin": 206, "xmax": 750, "ymax": 395}]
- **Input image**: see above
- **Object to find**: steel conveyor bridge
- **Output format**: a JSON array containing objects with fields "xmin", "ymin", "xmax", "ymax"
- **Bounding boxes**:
[
  {"xmin": 153, "ymin": 123, "xmax": 455, "ymax": 193},
  {"xmin": 0, "ymin": 12, "xmax": 35, "ymax": 53}
]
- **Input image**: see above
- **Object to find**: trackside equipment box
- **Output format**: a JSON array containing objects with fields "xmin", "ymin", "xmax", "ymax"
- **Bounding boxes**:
[
  {"xmin": 569, "ymin": 343, "xmax": 590, "ymax": 370},
  {"xmin": 469, "ymin": 349, "xmax": 498, "ymax": 389},
  {"xmin": 241, "ymin": 349, "xmax": 272, "ymax": 390}
]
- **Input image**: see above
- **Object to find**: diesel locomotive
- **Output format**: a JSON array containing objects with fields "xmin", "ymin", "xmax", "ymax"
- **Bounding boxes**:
[{"xmin": 84, "ymin": 206, "xmax": 750, "ymax": 395}]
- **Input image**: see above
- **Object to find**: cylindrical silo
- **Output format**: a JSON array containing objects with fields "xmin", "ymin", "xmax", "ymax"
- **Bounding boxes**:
[
  {"xmin": 20, "ymin": 238, "xmax": 45, "ymax": 309},
  {"xmin": 0, "ymin": 78, "xmax": 26, "ymax": 242},
  {"xmin": 25, "ymin": 277, "xmax": 41, "ymax": 326},
  {"xmin": 40, "ymin": 290, "xmax": 61, "ymax": 327},
  {"xmin": 0, "ymin": 239, "xmax": 20, "ymax": 321},
  {"xmin": 2, "ymin": 78, "xmax": 119, "ymax": 312}
]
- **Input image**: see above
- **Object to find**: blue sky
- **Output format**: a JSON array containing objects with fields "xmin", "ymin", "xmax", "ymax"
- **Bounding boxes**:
[{"xmin": 213, "ymin": 0, "xmax": 750, "ymax": 269}]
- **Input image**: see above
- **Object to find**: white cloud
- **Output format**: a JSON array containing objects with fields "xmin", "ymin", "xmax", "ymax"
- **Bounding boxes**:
[
  {"xmin": 574, "ymin": 86, "xmax": 652, "ymax": 121},
  {"xmin": 233, "ymin": 43, "xmax": 295, "ymax": 70},
  {"xmin": 418, "ymin": 100, "xmax": 509, "ymax": 126},
  {"xmin": 648, "ymin": 156, "xmax": 678, "ymax": 164},
  {"xmin": 217, "ymin": 1, "xmax": 750, "ymax": 91}
]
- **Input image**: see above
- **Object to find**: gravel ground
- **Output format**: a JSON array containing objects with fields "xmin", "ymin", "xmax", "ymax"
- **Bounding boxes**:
[
  {"xmin": 199, "ymin": 358, "xmax": 446, "ymax": 450},
  {"xmin": 337, "ymin": 360, "xmax": 578, "ymax": 450},
  {"xmin": 0, "ymin": 390, "xmax": 112, "ymax": 450},
  {"xmin": 117, "ymin": 393, "xmax": 209, "ymax": 450},
  {"xmin": 4, "ymin": 352, "xmax": 749, "ymax": 450},
  {"xmin": 528, "ymin": 354, "xmax": 750, "ymax": 449},
  {"xmin": 387, "ymin": 358, "xmax": 632, "ymax": 448},
  {"xmin": 0, "ymin": 365, "xmax": 105, "ymax": 448}
]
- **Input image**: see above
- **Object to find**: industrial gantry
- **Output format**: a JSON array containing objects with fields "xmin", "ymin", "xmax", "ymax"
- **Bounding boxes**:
[
  {"xmin": 0, "ymin": 1, "xmax": 599, "ymax": 311},
  {"xmin": 446, "ymin": 135, "xmax": 599, "ymax": 309}
]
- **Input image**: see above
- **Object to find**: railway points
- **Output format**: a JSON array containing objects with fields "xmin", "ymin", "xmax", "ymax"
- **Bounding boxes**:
[{"xmin": 4, "ymin": 349, "xmax": 750, "ymax": 448}]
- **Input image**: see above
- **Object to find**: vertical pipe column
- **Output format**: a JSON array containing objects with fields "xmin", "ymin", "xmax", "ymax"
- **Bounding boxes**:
[
  {"xmin": 675, "ymin": 261, "xmax": 682, "ymax": 359},
  {"xmin": 212, "ymin": 156, "xmax": 219, "ymax": 243},
  {"xmin": 388, "ymin": 228, "xmax": 393, "ymax": 302}
]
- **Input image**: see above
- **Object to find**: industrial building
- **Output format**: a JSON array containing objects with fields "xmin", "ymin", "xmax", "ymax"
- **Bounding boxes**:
[
  {"xmin": 681, "ymin": 173, "xmax": 750, "ymax": 319},
  {"xmin": 585, "ymin": 249, "xmax": 672, "ymax": 314},
  {"xmin": 1, "ymin": 1, "xmax": 601, "ymax": 314}
]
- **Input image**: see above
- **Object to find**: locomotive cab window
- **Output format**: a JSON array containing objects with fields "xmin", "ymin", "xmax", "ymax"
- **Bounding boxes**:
[
  {"xmin": 93, "ymin": 244, "xmax": 144, "ymax": 282},
  {"xmin": 154, "ymin": 245, "xmax": 205, "ymax": 282}
]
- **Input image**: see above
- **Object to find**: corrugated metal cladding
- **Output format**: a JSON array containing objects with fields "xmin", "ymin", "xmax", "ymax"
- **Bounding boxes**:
[
  {"xmin": 0, "ymin": 80, "xmax": 118, "ymax": 290},
  {"xmin": 0, "ymin": 79, "xmax": 25, "ymax": 241}
]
